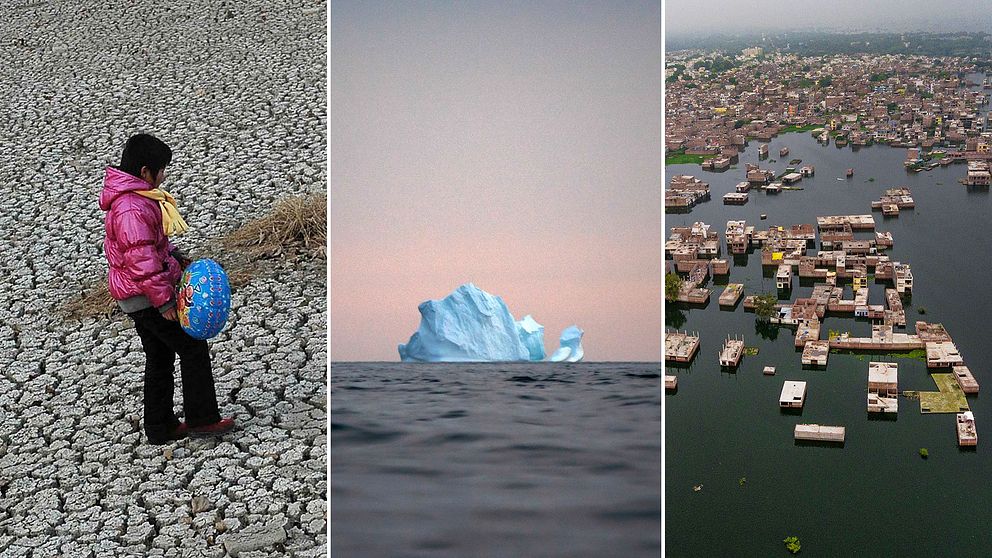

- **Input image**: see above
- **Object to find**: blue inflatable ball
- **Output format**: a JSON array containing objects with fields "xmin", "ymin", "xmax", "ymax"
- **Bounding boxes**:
[{"xmin": 177, "ymin": 259, "xmax": 231, "ymax": 340}]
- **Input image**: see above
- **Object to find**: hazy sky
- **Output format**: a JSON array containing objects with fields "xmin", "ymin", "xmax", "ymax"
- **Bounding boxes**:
[
  {"xmin": 331, "ymin": 1, "xmax": 661, "ymax": 361},
  {"xmin": 666, "ymin": 0, "xmax": 992, "ymax": 36}
]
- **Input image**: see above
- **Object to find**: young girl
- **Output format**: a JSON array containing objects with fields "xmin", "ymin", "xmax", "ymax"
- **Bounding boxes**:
[{"xmin": 100, "ymin": 133, "xmax": 234, "ymax": 444}]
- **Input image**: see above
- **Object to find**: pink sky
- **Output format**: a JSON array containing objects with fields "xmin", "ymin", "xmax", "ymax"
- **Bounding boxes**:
[{"xmin": 331, "ymin": 2, "xmax": 661, "ymax": 361}]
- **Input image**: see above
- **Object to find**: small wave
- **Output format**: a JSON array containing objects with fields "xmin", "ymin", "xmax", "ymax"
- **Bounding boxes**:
[
  {"xmin": 625, "ymin": 373, "xmax": 661, "ymax": 379},
  {"xmin": 587, "ymin": 462, "xmax": 634, "ymax": 473},
  {"xmin": 439, "ymin": 409, "xmax": 468, "ymax": 418},
  {"xmin": 330, "ymin": 422, "xmax": 404, "ymax": 443},
  {"xmin": 619, "ymin": 398, "xmax": 660, "ymax": 407},
  {"xmin": 499, "ymin": 481, "xmax": 538, "ymax": 490},
  {"xmin": 507, "ymin": 374, "xmax": 575, "ymax": 384},
  {"xmin": 602, "ymin": 394, "xmax": 660, "ymax": 406},
  {"xmin": 424, "ymin": 432, "xmax": 489, "ymax": 444},
  {"xmin": 493, "ymin": 443, "xmax": 583, "ymax": 454},
  {"xmin": 415, "ymin": 539, "xmax": 455, "ymax": 550},
  {"xmin": 596, "ymin": 504, "xmax": 662, "ymax": 522},
  {"xmin": 375, "ymin": 465, "xmax": 445, "ymax": 478}
]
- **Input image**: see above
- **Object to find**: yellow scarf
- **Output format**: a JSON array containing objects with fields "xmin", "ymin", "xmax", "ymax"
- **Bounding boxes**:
[{"xmin": 135, "ymin": 189, "xmax": 189, "ymax": 237}]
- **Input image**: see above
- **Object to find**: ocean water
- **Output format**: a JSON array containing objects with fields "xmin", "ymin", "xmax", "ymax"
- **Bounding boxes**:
[
  {"xmin": 666, "ymin": 75, "xmax": 992, "ymax": 556},
  {"xmin": 330, "ymin": 362, "xmax": 661, "ymax": 557}
]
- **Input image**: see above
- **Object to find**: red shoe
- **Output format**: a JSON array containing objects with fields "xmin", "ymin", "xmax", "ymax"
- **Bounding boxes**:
[{"xmin": 187, "ymin": 417, "xmax": 236, "ymax": 436}]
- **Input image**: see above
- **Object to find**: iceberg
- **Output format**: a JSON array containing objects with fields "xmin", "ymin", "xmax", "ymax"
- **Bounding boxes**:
[
  {"xmin": 399, "ymin": 283, "xmax": 531, "ymax": 362},
  {"xmin": 515, "ymin": 314, "xmax": 546, "ymax": 361},
  {"xmin": 398, "ymin": 283, "xmax": 583, "ymax": 363},
  {"xmin": 548, "ymin": 325, "xmax": 584, "ymax": 363}
]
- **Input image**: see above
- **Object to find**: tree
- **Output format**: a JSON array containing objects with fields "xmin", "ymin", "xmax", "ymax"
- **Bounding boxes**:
[
  {"xmin": 665, "ymin": 272, "xmax": 683, "ymax": 302},
  {"xmin": 753, "ymin": 292, "xmax": 778, "ymax": 320},
  {"xmin": 817, "ymin": 75, "xmax": 833, "ymax": 88}
]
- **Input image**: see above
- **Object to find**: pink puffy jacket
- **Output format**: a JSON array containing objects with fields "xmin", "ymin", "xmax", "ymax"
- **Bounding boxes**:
[{"xmin": 100, "ymin": 167, "xmax": 181, "ymax": 309}]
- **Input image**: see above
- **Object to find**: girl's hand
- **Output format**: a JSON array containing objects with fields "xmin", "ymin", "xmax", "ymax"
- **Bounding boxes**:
[{"xmin": 163, "ymin": 307, "xmax": 179, "ymax": 321}]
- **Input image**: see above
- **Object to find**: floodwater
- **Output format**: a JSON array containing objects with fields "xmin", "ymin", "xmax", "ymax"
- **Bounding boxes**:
[
  {"xmin": 666, "ymin": 76, "xmax": 992, "ymax": 556},
  {"xmin": 331, "ymin": 362, "xmax": 661, "ymax": 558}
]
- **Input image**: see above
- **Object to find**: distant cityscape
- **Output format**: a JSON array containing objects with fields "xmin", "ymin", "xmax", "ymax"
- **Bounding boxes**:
[
  {"xmin": 665, "ymin": 45, "xmax": 992, "ymax": 207},
  {"xmin": 667, "ymin": 30, "xmax": 992, "ymax": 55}
]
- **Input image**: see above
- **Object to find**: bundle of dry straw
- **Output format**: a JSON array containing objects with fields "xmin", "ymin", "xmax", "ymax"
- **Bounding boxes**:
[{"xmin": 222, "ymin": 193, "xmax": 326, "ymax": 259}]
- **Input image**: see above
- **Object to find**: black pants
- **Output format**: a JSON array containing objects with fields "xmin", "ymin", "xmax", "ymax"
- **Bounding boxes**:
[{"xmin": 129, "ymin": 307, "xmax": 222, "ymax": 440}]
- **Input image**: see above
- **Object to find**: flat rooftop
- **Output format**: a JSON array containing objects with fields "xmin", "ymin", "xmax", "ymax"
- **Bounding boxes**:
[
  {"xmin": 868, "ymin": 362, "xmax": 898, "ymax": 385},
  {"xmin": 780, "ymin": 381, "xmax": 807, "ymax": 404}
]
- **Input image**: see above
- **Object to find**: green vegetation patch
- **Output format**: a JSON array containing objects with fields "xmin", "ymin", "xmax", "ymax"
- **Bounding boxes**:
[
  {"xmin": 896, "ymin": 349, "xmax": 928, "ymax": 362},
  {"xmin": 744, "ymin": 346, "xmax": 759, "ymax": 356},
  {"xmin": 918, "ymin": 374, "xmax": 970, "ymax": 414},
  {"xmin": 753, "ymin": 292, "xmax": 778, "ymax": 320},
  {"xmin": 665, "ymin": 272, "xmax": 683, "ymax": 302},
  {"xmin": 692, "ymin": 55, "xmax": 739, "ymax": 74},
  {"xmin": 783, "ymin": 536, "xmax": 801, "ymax": 554},
  {"xmin": 665, "ymin": 149, "xmax": 717, "ymax": 165},
  {"xmin": 780, "ymin": 124, "xmax": 821, "ymax": 134},
  {"xmin": 828, "ymin": 349, "xmax": 926, "ymax": 362}
]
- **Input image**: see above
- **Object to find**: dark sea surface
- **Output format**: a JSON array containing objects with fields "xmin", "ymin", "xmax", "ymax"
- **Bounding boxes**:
[
  {"xmin": 331, "ymin": 362, "xmax": 662, "ymax": 558},
  {"xmin": 666, "ymin": 75, "xmax": 992, "ymax": 556}
]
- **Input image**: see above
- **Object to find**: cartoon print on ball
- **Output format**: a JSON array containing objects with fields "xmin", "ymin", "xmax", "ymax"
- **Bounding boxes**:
[{"xmin": 176, "ymin": 259, "xmax": 231, "ymax": 340}]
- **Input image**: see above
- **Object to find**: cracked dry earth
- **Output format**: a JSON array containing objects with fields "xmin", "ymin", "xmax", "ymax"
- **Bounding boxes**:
[{"xmin": 0, "ymin": 1, "xmax": 327, "ymax": 556}]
